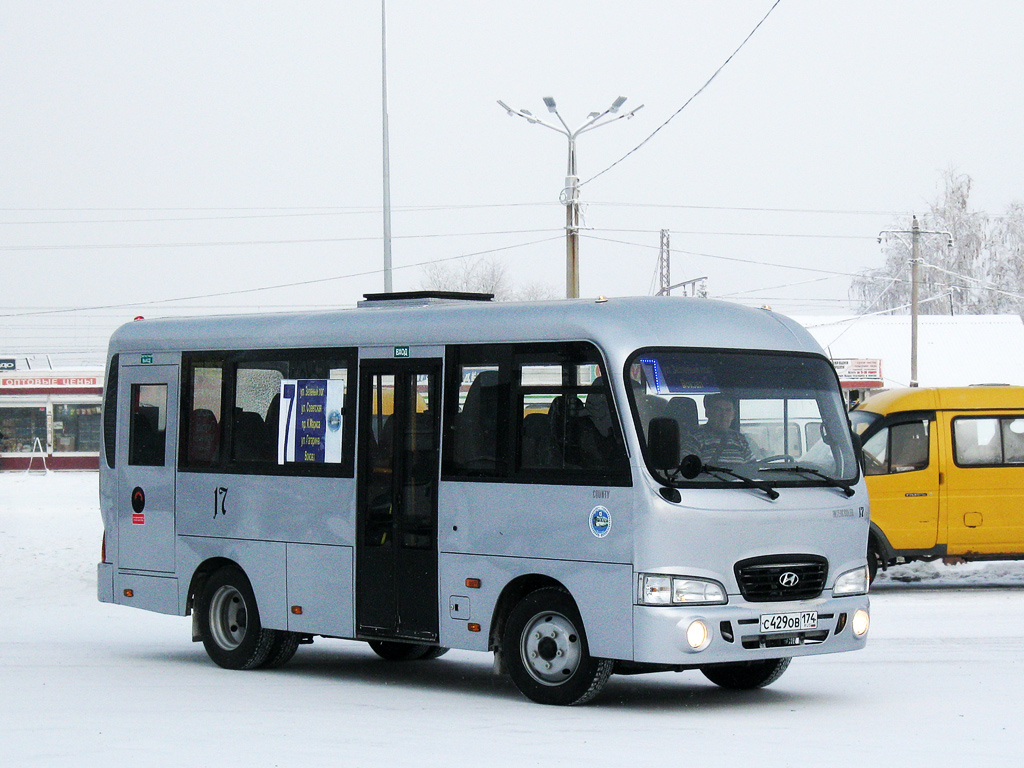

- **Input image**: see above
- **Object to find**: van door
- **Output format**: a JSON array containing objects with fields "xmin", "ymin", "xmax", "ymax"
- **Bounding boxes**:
[
  {"xmin": 116, "ymin": 364, "xmax": 179, "ymax": 573},
  {"xmin": 356, "ymin": 359, "xmax": 441, "ymax": 641},
  {"xmin": 862, "ymin": 415, "xmax": 940, "ymax": 552},
  {"xmin": 945, "ymin": 413, "xmax": 1024, "ymax": 555}
]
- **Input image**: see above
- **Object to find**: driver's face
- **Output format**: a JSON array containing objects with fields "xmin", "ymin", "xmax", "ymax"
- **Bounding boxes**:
[{"xmin": 705, "ymin": 401, "xmax": 735, "ymax": 432}]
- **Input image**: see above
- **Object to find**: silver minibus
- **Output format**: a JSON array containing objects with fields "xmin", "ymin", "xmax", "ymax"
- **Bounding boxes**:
[{"xmin": 97, "ymin": 293, "xmax": 870, "ymax": 705}]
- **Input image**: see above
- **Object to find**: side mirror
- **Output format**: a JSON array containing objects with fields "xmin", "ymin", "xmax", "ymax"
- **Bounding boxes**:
[{"xmin": 647, "ymin": 417, "xmax": 679, "ymax": 470}]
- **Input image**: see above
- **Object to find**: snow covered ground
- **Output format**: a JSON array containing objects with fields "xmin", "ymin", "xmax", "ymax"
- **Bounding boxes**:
[{"xmin": 2, "ymin": 472, "xmax": 1023, "ymax": 766}]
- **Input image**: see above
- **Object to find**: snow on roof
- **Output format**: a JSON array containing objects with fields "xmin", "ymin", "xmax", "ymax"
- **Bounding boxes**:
[{"xmin": 793, "ymin": 314, "xmax": 1024, "ymax": 388}]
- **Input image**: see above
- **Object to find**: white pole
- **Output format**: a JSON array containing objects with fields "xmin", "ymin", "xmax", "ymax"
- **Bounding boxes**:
[{"xmin": 381, "ymin": 0, "xmax": 393, "ymax": 293}]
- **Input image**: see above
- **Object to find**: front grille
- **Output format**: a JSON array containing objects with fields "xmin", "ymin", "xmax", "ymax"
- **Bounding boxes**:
[{"xmin": 735, "ymin": 555, "xmax": 828, "ymax": 602}]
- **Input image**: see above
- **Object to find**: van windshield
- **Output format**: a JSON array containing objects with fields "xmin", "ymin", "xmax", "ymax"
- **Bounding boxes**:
[{"xmin": 627, "ymin": 349, "xmax": 858, "ymax": 490}]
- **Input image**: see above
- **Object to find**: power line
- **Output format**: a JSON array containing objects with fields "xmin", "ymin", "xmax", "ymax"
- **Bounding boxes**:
[
  {"xmin": 0, "ymin": 228, "xmax": 562, "ymax": 253},
  {"xmin": 0, "ymin": 236, "xmax": 563, "ymax": 320},
  {"xmin": 582, "ymin": 0, "xmax": 784, "ymax": 186},
  {"xmin": 590, "ymin": 226, "xmax": 874, "ymax": 241}
]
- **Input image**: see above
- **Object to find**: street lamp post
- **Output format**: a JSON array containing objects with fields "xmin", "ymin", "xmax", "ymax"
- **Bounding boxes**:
[
  {"xmin": 497, "ymin": 96, "xmax": 643, "ymax": 298},
  {"xmin": 878, "ymin": 216, "xmax": 954, "ymax": 387}
]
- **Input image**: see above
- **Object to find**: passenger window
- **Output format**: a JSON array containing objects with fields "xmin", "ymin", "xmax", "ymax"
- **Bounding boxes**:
[
  {"xmin": 451, "ymin": 364, "xmax": 502, "ymax": 473},
  {"xmin": 187, "ymin": 365, "xmax": 222, "ymax": 466},
  {"xmin": 953, "ymin": 416, "xmax": 1024, "ymax": 466},
  {"xmin": 863, "ymin": 420, "xmax": 929, "ymax": 475},
  {"xmin": 233, "ymin": 363, "xmax": 284, "ymax": 463},
  {"xmin": 129, "ymin": 384, "xmax": 167, "ymax": 466}
]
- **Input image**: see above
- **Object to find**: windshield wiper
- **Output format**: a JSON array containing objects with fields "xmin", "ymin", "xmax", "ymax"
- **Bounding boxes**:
[
  {"xmin": 670, "ymin": 454, "xmax": 779, "ymax": 500},
  {"xmin": 759, "ymin": 465, "xmax": 855, "ymax": 497}
]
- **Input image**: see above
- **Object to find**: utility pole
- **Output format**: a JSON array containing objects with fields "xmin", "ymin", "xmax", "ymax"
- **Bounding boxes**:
[
  {"xmin": 878, "ymin": 216, "xmax": 953, "ymax": 388},
  {"xmin": 656, "ymin": 230, "xmax": 671, "ymax": 295},
  {"xmin": 497, "ymin": 96, "xmax": 643, "ymax": 299}
]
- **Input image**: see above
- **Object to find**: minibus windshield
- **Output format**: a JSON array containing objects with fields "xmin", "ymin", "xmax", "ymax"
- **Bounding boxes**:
[{"xmin": 627, "ymin": 349, "xmax": 858, "ymax": 491}]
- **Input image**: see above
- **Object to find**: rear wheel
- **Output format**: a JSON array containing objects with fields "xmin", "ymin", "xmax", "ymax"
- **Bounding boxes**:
[
  {"xmin": 501, "ymin": 587, "xmax": 613, "ymax": 706},
  {"xmin": 867, "ymin": 541, "xmax": 883, "ymax": 584},
  {"xmin": 701, "ymin": 657, "xmax": 791, "ymax": 689},
  {"xmin": 196, "ymin": 566, "xmax": 276, "ymax": 670},
  {"xmin": 368, "ymin": 640, "xmax": 449, "ymax": 661},
  {"xmin": 260, "ymin": 631, "xmax": 302, "ymax": 669}
]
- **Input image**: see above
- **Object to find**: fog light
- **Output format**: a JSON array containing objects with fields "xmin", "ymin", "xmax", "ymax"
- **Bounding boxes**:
[
  {"xmin": 852, "ymin": 609, "xmax": 870, "ymax": 637},
  {"xmin": 686, "ymin": 619, "xmax": 710, "ymax": 650}
]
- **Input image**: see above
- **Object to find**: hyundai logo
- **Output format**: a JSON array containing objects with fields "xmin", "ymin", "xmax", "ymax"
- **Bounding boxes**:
[{"xmin": 779, "ymin": 571, "xmax": 800, "ymax": 588}]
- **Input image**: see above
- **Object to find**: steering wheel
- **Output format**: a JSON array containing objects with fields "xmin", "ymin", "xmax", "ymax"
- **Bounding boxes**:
[{"xmin": 760, "ymin": 454, "xmax": 797, "ymax": 465}]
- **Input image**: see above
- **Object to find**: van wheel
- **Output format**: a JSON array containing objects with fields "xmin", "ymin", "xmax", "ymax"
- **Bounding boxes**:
[
  {"xmin": 701, "ymin": 657, "xmax": 791, "ymax": 689},
  {"xmin": 196, "ymin": 566, "xmax": 276, "ymax": 670},
  {"xmin": 368, "ymin": 641, "xmax": 449, "ymax": 661},
  {"xmin": 501, "ymin": 587, "xmax": 613, "ymax": 706}
]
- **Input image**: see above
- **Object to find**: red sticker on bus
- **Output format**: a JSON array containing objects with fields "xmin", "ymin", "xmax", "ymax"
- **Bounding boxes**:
[{"xmin": 132, "ymin": 513, "xmax": 145, "ymax": 525}]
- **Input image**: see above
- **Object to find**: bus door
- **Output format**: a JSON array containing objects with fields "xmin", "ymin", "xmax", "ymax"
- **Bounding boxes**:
[
  {"xmin": 116, "ymin": 364, "xmax": 179, "ymax": 573},
  {"xmin": 356, "ymin": 359, "xmax": 441, "ymax": 641}
]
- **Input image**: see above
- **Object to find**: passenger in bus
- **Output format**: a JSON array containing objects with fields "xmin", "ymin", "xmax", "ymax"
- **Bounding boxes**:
[{"xmin": 687, "ymin": 393, "xmax": 754, "ymax": 464}]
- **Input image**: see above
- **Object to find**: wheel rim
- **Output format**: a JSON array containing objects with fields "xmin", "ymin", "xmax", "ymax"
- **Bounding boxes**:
[
  {"xmin": 208, "ymin": 585, "xmax": 248, "ymax": 651},
  {"xmin": 519, "ymin": 611, "xmax": 582, "ymax": 686}
]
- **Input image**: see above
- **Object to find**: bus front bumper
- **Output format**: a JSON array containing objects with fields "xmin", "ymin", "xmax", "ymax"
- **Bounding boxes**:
[{"xmin": 632, "ymin": 594, "xmax": 869, "ymax": 665}]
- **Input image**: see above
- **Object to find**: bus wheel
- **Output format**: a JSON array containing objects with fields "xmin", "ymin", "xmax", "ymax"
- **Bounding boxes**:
[
  {"xmin": 259, "ymin": 631, "xmax": 302, "ymax": 669},
  {"xmin": 502, "ymin": 587, "xmax": 613, "ymax": 706},
  {"xmin": 368, "ymin": 641, "xmax": 449, "ymax": 661},
  {"xmin": 701, "ymin": 657, "xmax": 791, "ymax": 690},
  {"xmin": 196, "ymin": 566, "xmax": 276, "ymax": 670}
]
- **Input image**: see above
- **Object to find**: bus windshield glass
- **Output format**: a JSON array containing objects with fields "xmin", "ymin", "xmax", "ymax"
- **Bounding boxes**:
[{"xmin": 627, "ymin": 349, "xmax": 858, "ymax": 489}]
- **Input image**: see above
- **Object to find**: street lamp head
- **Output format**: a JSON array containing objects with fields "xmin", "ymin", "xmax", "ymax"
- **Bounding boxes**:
[
  {"xmin": 542, "ymin": 96, "xmax": 557, "ymax": 113},
  {"xmin": 609, "ymin": 96, "xmax": 627, "ymax": 113}
]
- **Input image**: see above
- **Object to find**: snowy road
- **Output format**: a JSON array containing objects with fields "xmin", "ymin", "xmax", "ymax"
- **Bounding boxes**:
[{"xmin": 2, "ymin": 473, "xmax": 1022, "ymax": 766}]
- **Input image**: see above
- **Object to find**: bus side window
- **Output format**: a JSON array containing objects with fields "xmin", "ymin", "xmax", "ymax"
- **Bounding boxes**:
[
  {"xmin": 453, "ymin": 367, "xmax": 500, "ymax": 471},
  {"xmin": 129, "ymin": 384, "xmax": 167, "ymax": 466},
  {"xmin": 863, "ymin": 420, "xmax": 929, "ymax": 475}
]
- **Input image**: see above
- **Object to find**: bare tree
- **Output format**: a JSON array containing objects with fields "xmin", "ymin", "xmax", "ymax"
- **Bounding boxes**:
[
  {"xmin": 420, "ymin": 256, "xmax": 557, "ymax": 302},
  {"xmin": 851, "ymin": 170, "xmax": 991, "ymax": 315}
]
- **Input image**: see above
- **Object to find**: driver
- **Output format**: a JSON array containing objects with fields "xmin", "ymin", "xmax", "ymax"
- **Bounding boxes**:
[{"xmin": 687, "ymin": 393, "xmax": 754, "ymax": 464}]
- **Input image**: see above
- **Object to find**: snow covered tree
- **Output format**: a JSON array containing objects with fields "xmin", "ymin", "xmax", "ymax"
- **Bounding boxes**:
[{"xmin": 420, "ymin": 256, "xmax": 557, "ymax": 301}]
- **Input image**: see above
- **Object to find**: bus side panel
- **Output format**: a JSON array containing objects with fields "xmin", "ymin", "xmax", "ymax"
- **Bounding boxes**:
[
  {"xmin": 175, "ymin": 474, "xmax": 357, "ymax": 547},
  {"xmin": 438, "ymin": 481, "xmax": 634, "ymax": 565},
  {"xmin": 177, "ymin": 536, "xmax": 288, "ymax": 631},
  {"xmin": 113, "ymin": 572, "xmax": 179, "ymax": 615},
  {"xmin": 437, "ymin": 552, "xmax": 635, "ymax": 661},
  {"xmin": 286, "ymin": 543, "xmax": 354, "ymax": 637}
]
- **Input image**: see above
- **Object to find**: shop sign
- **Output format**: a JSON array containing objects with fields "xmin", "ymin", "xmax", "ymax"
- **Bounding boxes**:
[
  {"xmin": 1, "ymin": 375, "xmax": 103, "ymax": 389},
  {"xmin": 0, "ymin": 359, "xmax": 15, "ymax": 371},
  {"xmin": 831, "ymin": 358, "xmax": 884, "ymax": 388}
]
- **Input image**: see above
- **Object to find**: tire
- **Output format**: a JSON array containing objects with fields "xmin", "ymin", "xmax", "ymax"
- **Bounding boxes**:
[
  {"xmin": 368, "ymin": 640, "xmax": 449, "ymax": 661},
  {"xmin": 196, "ymin": 566, "xmax": 276, "ymax": 670},
  {"xmin": 701, "ymin": 657, "xmax": 792, "ymax": 690},
  {"xmin": 501, "ymin": 587, "xmax": 613, "ymax": 706},
  {"xmin": 259, "ymin": 631, "xmax": 302, "ymax": 669},
  {"xmin": 867, "ymin": 542, "xmax": 882, "ymax": 584}
]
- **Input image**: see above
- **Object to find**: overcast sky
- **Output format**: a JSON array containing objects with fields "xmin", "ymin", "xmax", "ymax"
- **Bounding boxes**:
[{"xmin": 3, "ymin": 1, "xmax": 1023, "ymax": 360}]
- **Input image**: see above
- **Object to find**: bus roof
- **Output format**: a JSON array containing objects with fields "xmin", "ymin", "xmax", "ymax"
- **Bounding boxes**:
[
  {"xmin": 107, "ymin": 296, "xmax": 825, "ymax": 363},
  {"xmin": 857, "ymin": 385, "xmax": 1024, "ymax": 415}
]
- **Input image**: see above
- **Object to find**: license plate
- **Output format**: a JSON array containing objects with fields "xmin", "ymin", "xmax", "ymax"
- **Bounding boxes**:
[{"xmin": 759, "ymin": 611, "xmax": 817, "ymax": 633}]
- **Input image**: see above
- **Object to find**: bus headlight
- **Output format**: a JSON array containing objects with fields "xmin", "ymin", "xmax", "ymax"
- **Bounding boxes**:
[
  {"xmin": 832, "ymin": 566, "xmax": 869, "ymax": 596},
  {"xmin": 640, "ymin": 574, "xmax": 727, "ymax": 606}
]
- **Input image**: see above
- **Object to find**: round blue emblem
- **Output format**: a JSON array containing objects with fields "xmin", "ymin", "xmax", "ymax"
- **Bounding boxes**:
[
  {"xmin": 589, "ymin": 506, "xmax": 611, "ymax": 539},
  {"xmin": 327, "ymin": 410, "xmax": 342, "ymax": 432}
]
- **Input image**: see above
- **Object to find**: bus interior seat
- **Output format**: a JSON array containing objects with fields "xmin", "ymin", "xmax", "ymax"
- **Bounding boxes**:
[
  {"xmin": 188, "ymin": 408, "xmax": 220, "ymax": 464},
  {"xmin": 233, "ymin": 410, "xmax": 273, "ymax": 462},
  {"xmin": 131, "ymin": 405, "xmax": 164, "ymax": 464},
  {"xmin": 454, "ymin": 370, "xmax": 499, "ymax": 469},
  {"xmin": 521, "ymin": 411, "xmax": 553, "ymax": 467},
  {"xmin": 666, "ymin": 396, "xmax": 699, "ymax": 439}
]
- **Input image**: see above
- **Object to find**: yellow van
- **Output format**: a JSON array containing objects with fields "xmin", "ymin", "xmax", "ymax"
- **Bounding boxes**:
[{"xmin": 852, "ymin": 386, "xmax": 1024, "ymax": 580}]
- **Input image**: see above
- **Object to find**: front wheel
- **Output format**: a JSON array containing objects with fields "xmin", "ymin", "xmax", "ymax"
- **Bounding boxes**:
[
  {"xmin": 701, "ymin": 657, "xmax": 791, "ymax": 689},
  {"xmin": 502, "ymin": 587, "xmax": 613, "ymax": 706},
  {"xmin": 196, "ymin": 566, "xmax": 277, "ymax": 670}
]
